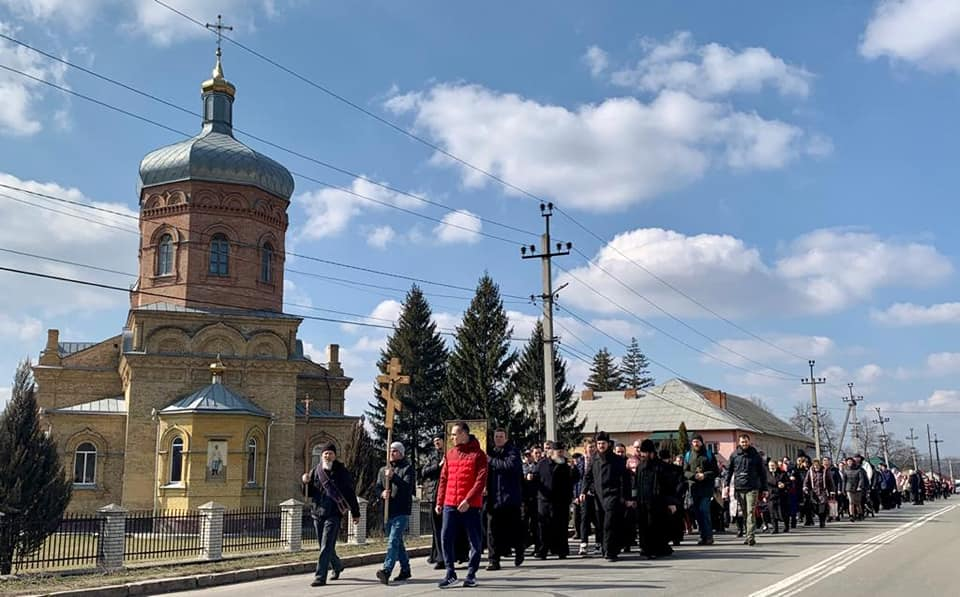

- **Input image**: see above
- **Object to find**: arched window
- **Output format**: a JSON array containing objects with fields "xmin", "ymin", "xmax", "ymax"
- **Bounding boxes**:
[
  {"xmin": 311, "ymin": 444, "xmax": 323, "ymax": 470},
  {"xmin": 74, "ymin": 442, "xmax": 97, "ymax": 485},
  {"xmin": 246, "ymin": 438, "xmax": 257, "ymax": 485},
  {"xmin": 209, "ymin": 234, "xmax": 230, "ymax": 276},
  {"xmin": 170, "ymin": 437, "xmax": 184, "ymax": 483},
  {"xmin": 260, "ymin": 243, "xmax": 273, "ymax": 283},
  {"xmin": 156, "ymin": 233, "xmax": 174, "ymax": 276}
]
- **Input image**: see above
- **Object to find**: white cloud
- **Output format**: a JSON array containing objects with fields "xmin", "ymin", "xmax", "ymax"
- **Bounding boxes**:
[
  {"xmin": 434, "ymin": 209, "xmax": 482, "ymax": 244},
  {"xmin": 296, "ymin": 176, "xmax": 425, "ymax": 240},
  {"xmin": 0, "ymin": 21, "xmax": 70, "ymax": 136},
  {"xmin": 386, "ymin": 84, "xmax": 827, "ymax": 211},
  {"xmin": 871, "ymin": 302, "xmax": 960, "ymax": 326},
  {"xmin": 857, "ymin": 363, "xmax": 885, "ymax": 383},
  {"xmin": 283, "ymin": 279, "xmax": 313, "ymax": 309},
  {"xmin": 706, "ymin": 335, "xmax": 834, "ymax": 368},
  {"xmin": 610, "ymin": 32, "xmax": 812, "ymax": 98},
  {"xmin": 0, "ymin": 0, "xmax": 109, "ymax": 27},
  {"xmin": 0, "ymin": 313, "xmax": 43, "ymax": 343},
  {"xmin": 366, "ymin": 225, "xmax": 396, "ymax": 249},
  {"xmin": 861, "ymin": 0, "xmax": 960, "ymax": 72},
  {"xmin": 926, "ymin": 352, "xmax": 960, "ymax": 376},
  {"xmin": 877, "ymin": 389, "xmax": 960, "ymax": 413},
  {"xmin": 558, "ymin": 227, "xmax": 952, "ymax": 318},
  {"xmin": 582, "ymin": 45, "xmax": 609, "ymax": 77}
]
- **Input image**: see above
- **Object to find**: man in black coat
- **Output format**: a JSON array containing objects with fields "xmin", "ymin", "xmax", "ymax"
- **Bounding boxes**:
[
  {"xmin": 659, "ymin": 449, "xmax": 686, "ymax": 546},
  {"xmin": 535, "ymin": 443, "xmax": 575, "ymax": 559},
  {"xmin": 486, "ymin": 428, "xmax": 524, "ymax": 570},
  {"xmin": 684, "ymin": 434, "xmax": 720, "ymax": 545},
  {"xmin": 302, "ymin": 442, "xmax": 361, "ymax": 587},
  {"xmin": 580, "ymin": 431, "xmax": 631, "ymax": 561},
  {"xmin": 724, "ymin": 434, "xmax": 766, "ymax": 546},
  {"xmin": 633, "ymin": 441, "xmax": 680, "ymax": 558},
  {"xmin": 420, "ymin": 435, "xmax": 445, "ymax": 569},
  {"xmin": 375, "ymin": 442, "xmax": 416, "ymax": 585}
]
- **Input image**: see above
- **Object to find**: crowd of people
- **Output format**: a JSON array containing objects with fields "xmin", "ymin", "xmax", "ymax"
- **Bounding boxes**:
[{"xmin": 300, "ymin": 424, "xmax": 954, "ymax": 589}]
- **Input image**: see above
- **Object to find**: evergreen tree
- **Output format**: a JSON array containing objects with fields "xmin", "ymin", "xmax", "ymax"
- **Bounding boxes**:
[
  {"xmin": 584, "ymin": 347, "xmax": 624, "ymax": 391},
  {"xmin": 509, "ymin": 321, "xmax": 585, "ymax": 449},
  {"xmin": 443, "ymin": 274, "xmax": 517, "ymax": 438},
  {"xmin": 676, "ymin": 421, "xmax": 690, "ymax": 456},
  {"xmin": 620, "ymin": 337, "xmax": 654, "ymax": 390},
  {"xmin": 0, "ymin": 360, "xmax": 71, "ymax": 574},
  {"xmin": 365, "ymin": 285, "xmax": 448, "ymax": 466}
]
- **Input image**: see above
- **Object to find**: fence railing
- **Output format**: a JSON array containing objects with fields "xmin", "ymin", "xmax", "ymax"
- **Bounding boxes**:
[
  {"xmin": 124, "ymin": 510, "xmax": 203, "ymax": 562},
  {"xmin": 222, "ymin": 508, "xmax": 282, "ymax": 554},
  {"xmin": 5, "ymin": 512, "xmax": 102, "ymax": 573}
]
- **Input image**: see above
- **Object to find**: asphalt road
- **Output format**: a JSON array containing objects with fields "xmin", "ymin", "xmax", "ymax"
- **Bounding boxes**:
[{"xmin": 167, "ymin": 500, "xmax": 957, "ymax": 596}]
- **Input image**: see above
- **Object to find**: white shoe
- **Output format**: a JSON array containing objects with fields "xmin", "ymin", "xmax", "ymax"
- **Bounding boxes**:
[{"xmin": 578, "ymin": 544, "xmax": 587, "ymax": 556}]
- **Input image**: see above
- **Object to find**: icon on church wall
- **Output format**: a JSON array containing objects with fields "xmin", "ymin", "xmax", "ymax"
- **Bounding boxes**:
[{"xmin": 206, "ymin": 440, "xmax": 228, "ymax": 482}]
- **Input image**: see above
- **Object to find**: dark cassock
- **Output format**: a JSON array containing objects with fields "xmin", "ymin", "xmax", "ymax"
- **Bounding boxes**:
[
  {"xmin": 420, "ymin": 436, "xmax": 445, "ymax": 568},
  {"xmin": 632, "ymin": 441, "xmax": 680, "ymax": 559},
  {"xmin": 582, "ymin": 432, "xmax": 631, "ymax": 561},
  {"xmin": 535, "ymin": 445, "xmax": 576, "ymax": 559},
  {"xmin": 659, "ymin": 449, "xmax": 686, "ymax": 545}
]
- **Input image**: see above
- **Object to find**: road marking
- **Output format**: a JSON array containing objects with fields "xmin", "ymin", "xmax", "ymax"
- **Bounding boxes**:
[{"xmin": 749, "ymin": 504, "xmax": 957, "ymax": 597}]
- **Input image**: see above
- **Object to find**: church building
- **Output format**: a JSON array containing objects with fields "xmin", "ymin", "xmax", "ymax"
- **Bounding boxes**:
[{"xmin": 34, "ymin": 50, "xmax": 358, "ymax": 513}]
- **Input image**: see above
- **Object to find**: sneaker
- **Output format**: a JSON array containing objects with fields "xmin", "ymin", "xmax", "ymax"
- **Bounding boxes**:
[
  {"xmin": 748, "ymin": 538, "xmax": 756, "ymax": 546},
  {"xmin": 376, "ymin": 569, "xmax": 389, "ymax": 585},
  {"xmin": 395, "ymin": 570, "xmax": 412, "ymax": 581},
  {"xmin": 463, "ymin": 576, "xmax": 477, "ymax": 588},
  {"xmin": 310, "ymin": 579, "xmax": 325, "ymax": 587},
  {"xmin": 486, "ymin": 561, "xmax": 501, "ymax": 571},
  {"xmin": 514, "ymin": 552, "xmax": 524, "ymax": 567},
  {"xmin": 578, "ymin": 543, "xmax": 588, "ymax": 556},
  {"xmin": 330, "ymin": 565, "xmax": 343, "ymax": 580},
  {"xmin": 696, "ymin": 538, "xmax": 714, "ymax": 545},
  {"xmin": 438, "ymin": 575, "xmax": 459, "ymax": 589},
  {"xmin": 433, "ymin": 561, "xmax": 445, "ymax": 569}
]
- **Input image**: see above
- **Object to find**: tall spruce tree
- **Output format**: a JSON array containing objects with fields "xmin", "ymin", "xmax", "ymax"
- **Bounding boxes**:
[
  {"xmin": 365, "ymin": 285, "xmax": 448, "ymax": 466},
  {"xmin": 0, "ymin": 360, "xmax": 71, "ymax": 574},
  {"xmin": 676, "ymin": 421, "xmax": 690, "ymax": 457},
  {"xmin": 584, "ymin": 347, "xmax": 625, "ymax": 391},
  {"xmin": 621, "ymin": 337, "xmax": 654, "ymax": 390},
  {"xmin": 443, "ymin": 274, "xmax": 517, "ymax": 437},
  {"xmin": 510, "ymin": 321, "xmax": 585, "ymax": 449}
]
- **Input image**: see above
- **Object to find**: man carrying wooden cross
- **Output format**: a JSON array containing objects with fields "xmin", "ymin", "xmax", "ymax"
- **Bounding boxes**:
[{"xmin": 374, "ymin": 358, "xmax": 415, "ymax": 585}]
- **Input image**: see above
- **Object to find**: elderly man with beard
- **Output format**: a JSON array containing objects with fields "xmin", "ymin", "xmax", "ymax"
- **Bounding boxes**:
[
  {"xmin": 535, "ymin": 443, "xmax": 575, "ymax": 560},
  {"xmin": 302, "ymin": 443, "xmax": 361, "ymax": 587},
  {"xmin": 580, "ymin": 431, "xmax": 631, "ymax": 562},
  {"xmin": 486, "ymin": 428, "xmax": 524, "ymax": 570},
  {"xmin": 632, "ymin": 440, "xmax": 680, "ymax": 559}
]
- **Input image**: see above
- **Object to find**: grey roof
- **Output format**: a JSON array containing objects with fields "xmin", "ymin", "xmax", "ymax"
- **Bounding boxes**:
[
  {"xmin": 161, "ymin": 383, "xmax": 269, "ymax": 417},
  {"xmin": 133, "ymin": 302, "xmax": 300, "ymax": 320},
  {"xmin": 51, "ymin": 396, "xmax": 126, "ymax": 414},
  {"xmin": 576, "ymin": 378, "xmax": 813, "ymax": 445}
]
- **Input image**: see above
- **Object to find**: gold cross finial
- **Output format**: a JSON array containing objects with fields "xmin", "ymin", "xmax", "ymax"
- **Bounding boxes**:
[
  {"xmin": 377, "ymin": 357, "xmax": 410, "ymax": 430},
  {"xmin": 205, "ymin": 14, "xmax": 233, "ymax": 59}
]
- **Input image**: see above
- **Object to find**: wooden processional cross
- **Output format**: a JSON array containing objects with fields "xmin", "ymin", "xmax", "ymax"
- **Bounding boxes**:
[{"xmin": 377, "ymin": 357, "xmax": 409, "ymax": 521}]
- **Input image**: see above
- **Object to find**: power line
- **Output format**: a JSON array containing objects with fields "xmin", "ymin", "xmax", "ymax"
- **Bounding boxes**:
[{"xmin": 147, "ymin": 0, "xmax": 809, "ymax": 364}]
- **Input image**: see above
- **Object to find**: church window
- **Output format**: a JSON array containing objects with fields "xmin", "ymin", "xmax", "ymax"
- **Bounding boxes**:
[
  {"xmin": 311, "ymin": 444, "xmax": 324, "ymax": 470},
  {"xmin": 260, "ymin": 243, "xmax": 273, "ymax": 283},
  {"xmin": 170, "ymin": 437, "xmax": 184, "ymax": 483},
  {"xmin": 246, "ymin": 438, "xmax": 257, "ymax": 485},
  {"xmin": 74, "ymin": 442, "xmax": 97, "ymax": 485},
  {"xmin": 157, "ymin": 234, "xmax": 174, "ymax": 276},
  {"xmin": 209, "ymin": 234, "xmax": 230, "ymax": 276}
]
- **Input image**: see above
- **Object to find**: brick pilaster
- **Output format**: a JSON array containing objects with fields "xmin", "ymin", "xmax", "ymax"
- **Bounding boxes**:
[
  {"xmin": 97, "ymin": 503, "xmax": 127, "ymax": 571},
  {"xmin": 348, "ymin": 498, "xmax": 367, "ymax": 545},
  {"xmin": 279, "ymin": 499, "xmax": 303, "ymax": 552},
  {"xmin": 198, "ymin": 502, "xmax": 225, "ymax": 561}
]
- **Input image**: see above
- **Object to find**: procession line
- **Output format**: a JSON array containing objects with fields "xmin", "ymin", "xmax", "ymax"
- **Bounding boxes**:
[{"xmin": 749, "ymin": 504, "xmax": 956, "ymax": 597}]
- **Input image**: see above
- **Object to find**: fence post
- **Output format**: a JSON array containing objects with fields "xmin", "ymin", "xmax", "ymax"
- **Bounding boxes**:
[
  {"xmin": 279, "ymin": 499, "xmax": 303, "ymax": 552},
  {"xmin": 97, "ymin": 503, "xmax": 127, "ymax": 571},
  {"xmin": 408, "ymin": 497, "xmax": 421, "ymax": 537},
  {"xmin": 348, "ymin": 498, "xmax": 367, "ymax": 545},
  {"xmin": 198, "ymin": 502, "xmax": 225, "ymax": 561}
]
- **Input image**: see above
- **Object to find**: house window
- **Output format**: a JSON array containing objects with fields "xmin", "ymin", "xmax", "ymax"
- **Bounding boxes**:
[
  {"xmin": 74, "ymin": 442, "xmax": 97, "ymax": 485},
  {"xmin": 209, "ymin": 234, "xmax": 230, "ymax": 276},
  {"xmin": 246, "ymin": 438, "xmax": 257, "ymax": 485},
  {"xmin": 260, "ymin": 243, "xmax": 273, "ymax": 283},
  {"xmin": 157, "ymin": 234, "xmax": 174, "ymax": 276},
  {"xmin": 170, "ymin": 437, "xmax": 184, "ymax": 483}
]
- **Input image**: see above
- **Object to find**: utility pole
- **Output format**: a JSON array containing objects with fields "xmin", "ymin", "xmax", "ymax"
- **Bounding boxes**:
[
  {"xmin": 873, "ymin": 407, "xmax": 890, "ymax": 467},
  {"xmin": 927, "ymin": 424, "xmax": 935, "ymax": 473},
  {"xmin": 906, "ymin": 427, "xmax": 919, "ymax": 470},
  {"xmin": 949, "ymin": 459, "xmax": 954, "ymax": 481},
  {"xmin": 520, "ymin": 202, "xmax": 571, "ymax": 443},
  {"xmin": 836, "ymin": 382, "xmax": 863, "ymax": 461},
  {"xmin": 933, "ymin": 434, "xmax": 944, "ymax": 480},
  {"xmin": 801, "ymin": 360, "xmax": 825, "ymax": 460}
]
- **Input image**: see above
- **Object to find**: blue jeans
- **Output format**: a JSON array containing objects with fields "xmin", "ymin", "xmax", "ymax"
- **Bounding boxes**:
[
  {"xmin": 382, "ymin": 514, "xmax": 410, "ymax": 575},
  {"xmin": 442, "ymin": 506, "xmax": 481, "ymax": 577},
  {"xmin": 694, "ymin": 495, "xmax": 713, "ymax": 540},
  {"xmin": 313, "ymin": 515, "xmax": 342, "ymax": 580}
]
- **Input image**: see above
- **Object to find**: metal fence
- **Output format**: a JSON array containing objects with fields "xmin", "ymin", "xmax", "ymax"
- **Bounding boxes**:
[
  {"xmin": 222, "ymin": 508, "xmax": 283, "ymax": 554},
  {"xmin": 124, "ymin": 510, "xmax": 203, "ymax": 562},
  {"xmin": 6, "ymin": 512, "xmax": 102, "ymax": 572}
]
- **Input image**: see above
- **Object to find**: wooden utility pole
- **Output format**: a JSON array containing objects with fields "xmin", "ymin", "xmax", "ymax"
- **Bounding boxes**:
[
  {"xmin": 521, "ymin": 202, "xmax": 571, "ymax": 443},
  {"xmin": 801, "ymin": 360, "xmax": 825, "ymax": 460},
  {"xmin": 377, "ymin": 357, "xmax": 409, "ymax": 522}
]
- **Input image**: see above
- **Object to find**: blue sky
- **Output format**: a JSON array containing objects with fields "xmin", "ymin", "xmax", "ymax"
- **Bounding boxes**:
[{"xmin": 1, "ymin": 0, "xmax": 958, "ymax": 459}]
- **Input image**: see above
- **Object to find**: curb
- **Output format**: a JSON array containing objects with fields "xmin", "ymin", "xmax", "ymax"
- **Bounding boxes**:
[{"xmin": 29, "ymin": 546, "xmax": 430, "ymax": 597}]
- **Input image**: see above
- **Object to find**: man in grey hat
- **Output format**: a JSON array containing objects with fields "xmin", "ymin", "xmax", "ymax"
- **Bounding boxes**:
[{"xmin": 375, "ymin": 441, "xmax": 416, "ymax": 585}]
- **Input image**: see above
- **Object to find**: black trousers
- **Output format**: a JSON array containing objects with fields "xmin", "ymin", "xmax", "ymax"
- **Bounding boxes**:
[
  {"xmin": 429, "ymin": 502, "xmax": 443, "ymax": 563},
  {"xmin": 536, "ymin": 501, "xmax": 570, "ymax": 557},
  {"xmin": 578, "ymin": 496, "xmax": 599, "ymax": 544},
  {"xmin": 596, "ymin": 501, "xmax": 623, "ymax": 558},
  {"xmin": 636, "ymin": 504, "xmax": 671, "ymax": 556},
  {"xmin": 487, "ymin": 505, "xmax": 523, "ymax": 561},
  {"xmin": 523, "ymin": 498, "xmax": 540, "ymax": 551}
]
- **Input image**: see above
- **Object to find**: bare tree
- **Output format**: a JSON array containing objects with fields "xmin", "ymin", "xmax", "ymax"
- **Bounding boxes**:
[{"xmin": 789, "ymin": 400, "xmax": 838, "ymax": 458}]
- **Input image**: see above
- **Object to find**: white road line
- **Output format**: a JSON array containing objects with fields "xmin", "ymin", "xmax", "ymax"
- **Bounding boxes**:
[{"xmin": 749, "ymin": 505, "xmax": 956, "ymax": 597}]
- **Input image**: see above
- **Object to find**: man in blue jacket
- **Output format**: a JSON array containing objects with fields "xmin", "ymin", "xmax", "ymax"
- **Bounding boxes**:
[{"xmin": 486, "ymin": 428, "xmax": 524, "ymax": 570}]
